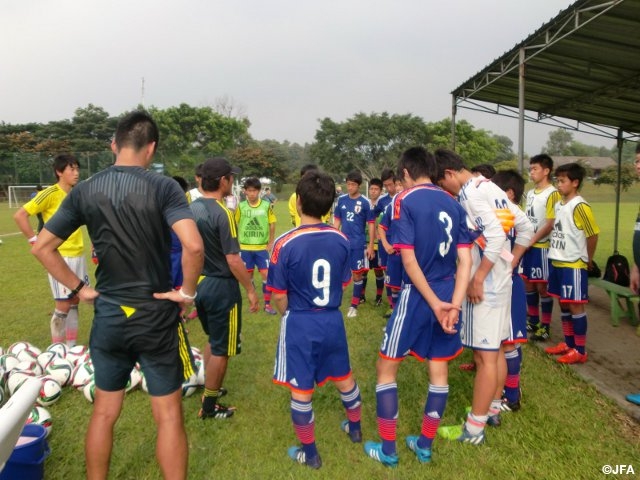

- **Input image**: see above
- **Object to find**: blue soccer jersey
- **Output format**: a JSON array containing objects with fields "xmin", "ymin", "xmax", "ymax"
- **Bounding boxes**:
[
  {"xmin": 334, "ymin": 194, "xmax": 374, "ymax": 249},
  {"xmin": 267, "ymin": 224, "xmax": 352, "ymax": 311},
  {"xmin": 393, "ymin": 183, "xmax": 473, "ymax": 283},
  {"xmin": 376, "ymin": 193, "xmax": 392, "ymax": 217}
]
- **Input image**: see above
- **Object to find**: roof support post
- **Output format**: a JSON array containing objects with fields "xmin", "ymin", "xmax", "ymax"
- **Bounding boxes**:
[
  {"xmin": 451, "ymin": 95, "xmax": 457, "ymax": 150},
  {"xmin": 518, "ymin": 47, "xmax": 525, "ymax": 174},
  {"xmin": 614, "ymin": 128, "xmax": 623, "ymax": 252}
]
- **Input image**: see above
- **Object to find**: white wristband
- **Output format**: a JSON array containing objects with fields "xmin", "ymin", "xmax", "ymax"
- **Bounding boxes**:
[
  {"xmin": 28, "ymin": 235, "xmax": 38, "ymax": 244},
  {"xmin": 178, "ymin": 289, "xmax": 197, "ymax": 301}
]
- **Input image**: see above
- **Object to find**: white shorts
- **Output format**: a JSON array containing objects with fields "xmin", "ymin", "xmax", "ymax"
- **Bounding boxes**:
[
  {"xmin": 48, "ymin": 256, "xmax": 89, "ymax": 301},
  {"xmin": 460, "ymin": 298, "xmax": 511, "ymax": 351}
]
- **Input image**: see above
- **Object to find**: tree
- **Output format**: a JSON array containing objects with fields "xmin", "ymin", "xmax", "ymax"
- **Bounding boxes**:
[
  {"xmin": 594, "ymin": 164, "xmax": 637, "ymax": 192},
  {"xmin": 227, "ymin": 142, "xmax": 289, "ymax": 184},
  {"xmin": 311, "ymin": 112, "xmax": 431, "ymax": 178},
  {"xmin": 427, "ymin": 118, "xmax": 502, "ymax": 166},
  {"xmin": 543, "ymin": 129, "xmax": 573, "ymax": 155}
]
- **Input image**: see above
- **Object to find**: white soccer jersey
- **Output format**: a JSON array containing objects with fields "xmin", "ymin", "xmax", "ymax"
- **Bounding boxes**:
[
  {"xmin": 524, "ymin": 185, "xmax": 557, "ymax": 243},
  {"xmin": 549, "ymin": 196, "xmax": 589, "ymax": 263},
  {"xmin": 459, "ymin": 176, "xmax": 533, "ymax": 303}
]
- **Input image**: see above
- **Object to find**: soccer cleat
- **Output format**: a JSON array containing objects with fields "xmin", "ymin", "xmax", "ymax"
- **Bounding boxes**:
[
  {"xmin": 264, "ymin": 305, "xmax": 278, "ymax": 315},
  {"xmin": 363, "ymin": 441, "xmax": 398, "ymax": 467},
  {"xmin": 529, "ymin": 327, "xmax": 550, "ymax": 342},
  {"xmin": 499, "ymin": 397, "xmax": 521, "ymax": 412},
  {"xmin": 456, "ymin": 425, "xmax": 485, "ymax": 445},
  {"xmin": 526, "ymin": 322, "xmax": 538, "ymax": 333},
  {"xmin": 287, "ymin": 447, "xmax": 322, "ymax": 469},
  {"xmin": 486, "ymin": 414, "xmax": 501, "ymax": 427},
  {"xmin": 375, "ymin": 296, "xmax": 383, "ymax": 307},
  {"xmin": 405, "ymin": 436, "xmax": 432, "ymax": 463},
  {"xmin": 347, "ymin": 307, "xmax": 358, "ymax": 318},
  {"xmin": 340, "ymin": 420, "xmax": 362, "ymax": 443},
  {"xmin": 557, "ymin": 348, "xmax": 588, "ymax": 364},
  {"xmin": 626, "ymin": 393, "xmax": 640, "ymax": 405},
  {"xmin": 359, "ymin": 296, "xmax": 366, "ymax": 304},
  {"xmin": 545, "ymin": 342, "xmax": 570, "ymax": 355},
  {"xmin": 198, "ymin": 403, "xmax": 236, "ymax": 419}
]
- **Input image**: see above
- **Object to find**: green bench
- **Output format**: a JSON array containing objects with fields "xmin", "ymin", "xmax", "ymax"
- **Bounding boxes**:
[{"xmin": 588, "ymin": 277, "xmax": 640, "ymax": 328}]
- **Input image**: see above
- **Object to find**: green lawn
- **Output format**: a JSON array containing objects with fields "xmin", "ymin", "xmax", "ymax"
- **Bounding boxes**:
[{"xmin": 0, "ymin": 182, "xmax": 639, "ymax": 479}]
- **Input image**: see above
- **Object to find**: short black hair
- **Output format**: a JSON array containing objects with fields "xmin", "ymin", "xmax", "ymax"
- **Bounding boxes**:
[
  {"xmin": 380, "ymin": 168, "xmax": 395, "ymax": 183},
  {"xmin": 114, "ymin": 111, "xmax": 159, "ymax": 153},
  {"xmin": 243, "ymin": 177, "xmax": 261, "ymax": 190},
  {"xmin": 296, "ymin": 171, "xmax": 335, "ymax": 219},
  {"xmin": 346, "ymin": 170, "xmax": 363, "ymax": 185},
  {"xmin": 555, "ymin": 162, "xmax": 586, "ymax": 189},
  {"xmin": 369, "ymin": 178, "xmax": 383, "ymax": 188},
  {"xmin": 397, "ymin": 146, "xmax": 437, "ymax": 182},
  {"xmin": 530, "ymin": 154, "xmax": 554, "ymax": 180},
  {"xmin": 195, "ymin": 163, "xmax": 204, "ymax": 177},
  {"xmin": 470, "ymin": 163, "xmax": 496, "ymax": 179},
  {"xmin": 172, "ymin": 176, "xmax": 189, "ymax": 192},
  {"xmin": 433, "ymin": 148, "xmax": 467, "ymax": 182},
  {"xmin": 53, "ymin": 154, "xmax": 79, "ymax": 180},
  {"xmin": 491, "ymin": 170, "xmax": 525, "ymax": 204},
  {"xmin": 300, "ymin": 164, "xmax": 319, "ymax": 177}
]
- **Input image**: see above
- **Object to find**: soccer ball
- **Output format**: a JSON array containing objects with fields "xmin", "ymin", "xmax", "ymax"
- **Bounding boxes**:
[
  {"xmin": 16, "ymin": 347, "xmax": 40, "ymax": 364},
  {"xmin": 0, "ymin": 354, "xmax": 20, "ymax": 377},
  {"xmin": 37, "ymin": 376, "xmax": 62, "ymax": 406},
  {"xmin": 127, "ymin": 368, "xmax": 142, "ymax": 393},
  {"xmin": 82, "ymin": 380, "xmax": 96, "ymax": 403},
  {"xmin": 8, "ymin": 341, "xmax": 32, "ymax": 356},
  {"xmin": 181, "ymin": 373, "xmax": 199, "ymax": 398},
  {"xmin": 195, "ymin": 359, "xmax": 205, "ymax": 386},
  {"xmin": 47, "ymin": 342, "xmax": 68, "ymax": 359},
  {"xmin": 15, "ymin": 360, "xmax": 42, "ymax": 376},
  {"xmin": 71, "ymin": 362, "xmax": 94, "ymax": 389},
  {"xmin": 45, "ymin": 357, "xmax": 74, "ymax": 387},
  {"xmin": 66, "ymin": 345, "xmax": 90, "ymax": 366},
  {"xmin": 7, "ymin": 370, "xmax": 38, "ymax": 396},
  {"xmin": 37, "ymin": 351, "xmax": 57, "ymax": 370},
  {"xmin": 26, "ymin": 405, "xmax": 52, "ymax": 437}
]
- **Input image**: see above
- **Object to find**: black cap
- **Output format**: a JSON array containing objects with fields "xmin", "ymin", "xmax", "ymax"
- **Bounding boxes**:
[{"xmin": 201, "ymin": 157, "xmax": 241, "ymax": 181}]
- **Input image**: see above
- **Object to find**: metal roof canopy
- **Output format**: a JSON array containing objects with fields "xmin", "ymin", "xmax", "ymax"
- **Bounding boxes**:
[{"xmin": 451, "ymin": 0, "xmax": 640, "ymax": 251}]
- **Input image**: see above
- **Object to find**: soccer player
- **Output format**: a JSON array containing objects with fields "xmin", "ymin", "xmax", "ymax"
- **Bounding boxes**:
[
  {"xmin": 491, "ymin": 170, "xmax": 530, "ymax": 411},
  {"xmin": 544, "ymin": 163, "xmax": 599, "ymax": 364},
  {"xmin": 191, "ymin": 157, "xmax": 260, "ymax": 419},
  {"xmin": 32, "ymin": 111, "xmax": 204, "ymax": 480},
  {"xmin": 235, "ymin": 177, "xmax": 278, "ymax": 314},
  {"xmin": 333, "ymin": 170, "xmax": 375, "ymax": 318},
  {"xmin": 360, "ymin": 177, "xmax": 385, "ymax": 306},
  {"xmin": 377, "ymin": 169, "xmax": 400, "ymax": 315},
  {"xmin": 288, "ymin": 164, "xmax": 324, "ymax": 227},
  {"xmin": 434, "ymin": 149, "xmax": 533, "ymax": 444},
  {"xmin": 268, "ymin": 170, "xmax": 362, "ymax": 470},
  {"xmin": 363, "ymin": 147, "xmax": 472, "ymax": 467},
  {"xmin": 523, "ymin": 154, "xmax": 561, "ymax": 341},
  {"xmin": 188, "ymin": 163, "xmax": 204, "ymax": 202},
  {"xmin": 14, "ymin": 154, "xmax": 87, "ymax": 347}
]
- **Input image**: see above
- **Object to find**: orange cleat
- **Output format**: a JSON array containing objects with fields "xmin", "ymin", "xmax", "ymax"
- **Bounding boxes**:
[
  {"xmin": 557, "ymin": 348, "xmax": 588, "ymax": 364},
  {"xmin": 545, "ymin": 342, "xmax": 570, "ymax": 355}
]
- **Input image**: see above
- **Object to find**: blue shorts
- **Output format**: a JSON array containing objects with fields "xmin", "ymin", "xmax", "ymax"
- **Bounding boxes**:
[
  {"xmin": 90, "ymin": 297, "xmax": 194, "ymax": 396},
  {"xmin": 380, "ymin": 283, "xmax": 463, "ymax": 362},
  {"xmin": 547, "ymin": 264, "xmax": 588, "ymax": 303},
  {"xmin": 240, "ymin": 249, "xmax": 269, "ymax": 272},
  {"xmin": 521, "ymin": 247, "xmax": 550, "ymax": 282},
  {"xmin": 384, "ymin": 253, "xmax": 402, "ymax": 289},
  {"xmin": 349, "ymin": 248, "xmax": 369, "ymax": 274},
  {"xmin": 273, "ymin": 309, "xmax": 352, "ymax": 394},
  {"xmin": 505, "ymin": 273, "xmax": 527, "ymax": 344},
  {"xmin": 170, "ymin": 251, "xmax": 183, "ymax": 289}
]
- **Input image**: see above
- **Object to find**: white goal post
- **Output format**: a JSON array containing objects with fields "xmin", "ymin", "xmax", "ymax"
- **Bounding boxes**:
[{"xmin": 8, "ymin": 185, "xmax": 51, "ymax": 208}]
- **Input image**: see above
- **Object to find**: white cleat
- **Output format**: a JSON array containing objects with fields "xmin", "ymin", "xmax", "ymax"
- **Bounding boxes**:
[{"xmin": 347, "ymin": 307, "xmax": 358, "ymax": 318}]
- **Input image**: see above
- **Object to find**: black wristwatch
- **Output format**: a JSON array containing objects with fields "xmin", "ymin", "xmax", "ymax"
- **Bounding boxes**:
[{"xmin": 68, "ymin": 280, "xmax": 86, "ymax": 299}]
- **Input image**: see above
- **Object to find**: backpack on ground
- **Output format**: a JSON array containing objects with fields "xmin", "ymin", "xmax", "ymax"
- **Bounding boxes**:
[{"xmin": 602, "ymin": 252, "xmax": 630, "ymax": 287}]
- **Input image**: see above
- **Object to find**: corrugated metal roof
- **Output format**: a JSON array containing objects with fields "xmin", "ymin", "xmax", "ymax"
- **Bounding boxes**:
[{"xmin": 453, "ymin": 0, "xmax": 640, "ymax": 139}]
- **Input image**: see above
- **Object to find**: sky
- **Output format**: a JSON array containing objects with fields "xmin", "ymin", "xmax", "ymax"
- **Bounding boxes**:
[{"xmin": 0, "ymin": 0, "xmax": 615, "ymax": 155}]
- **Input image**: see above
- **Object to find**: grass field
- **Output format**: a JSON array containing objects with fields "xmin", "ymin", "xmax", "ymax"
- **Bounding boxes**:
[{"xmin": 0, "ymin": 181, "xmax": 639, "ymax": 479}]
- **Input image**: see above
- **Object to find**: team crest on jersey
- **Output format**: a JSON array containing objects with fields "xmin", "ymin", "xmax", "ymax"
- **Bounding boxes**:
[{"xmin": 354, "ymin": 201, "xmax": 362, "ymax": 214}]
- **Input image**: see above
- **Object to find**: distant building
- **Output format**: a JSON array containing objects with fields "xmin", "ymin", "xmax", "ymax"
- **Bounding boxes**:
[{"xmin": 552, "ymin": 156, "xmax": 616, "ymax": 178}]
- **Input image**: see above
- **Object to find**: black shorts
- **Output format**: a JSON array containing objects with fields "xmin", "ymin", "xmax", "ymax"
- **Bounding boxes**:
[
  {"xmin": 90, "ymin": 296, "xmax": 195, "ymax": 396},
  {"xmin": 196, "ymin": 276, "xmax": 242, "ymax": 356}
]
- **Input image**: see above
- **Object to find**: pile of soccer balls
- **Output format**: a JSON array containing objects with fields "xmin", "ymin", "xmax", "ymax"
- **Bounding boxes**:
[{"xmin": 0, "ymin": 341, "xmax": 206, "ymax": 438}]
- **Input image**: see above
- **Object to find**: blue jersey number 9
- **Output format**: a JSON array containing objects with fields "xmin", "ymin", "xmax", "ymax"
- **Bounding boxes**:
[{"xmin": 312, "ymin": 259, "xmax": 331, "ymax": 306}]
